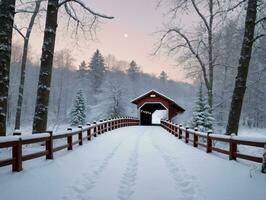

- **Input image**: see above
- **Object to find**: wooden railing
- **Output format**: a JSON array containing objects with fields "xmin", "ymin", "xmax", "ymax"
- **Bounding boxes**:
[
  {"xmin": 161, "ymin": 119, "xmax": 266, "ymax": 165},
  {"xmin": 0, "ymin": 117, "xmax": 139, "ymax": 172}
]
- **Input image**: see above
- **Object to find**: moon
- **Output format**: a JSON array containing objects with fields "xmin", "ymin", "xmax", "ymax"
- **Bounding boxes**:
[{"xmin": 124, "ymin": 33, "xmax": 128, "ymax": 38}]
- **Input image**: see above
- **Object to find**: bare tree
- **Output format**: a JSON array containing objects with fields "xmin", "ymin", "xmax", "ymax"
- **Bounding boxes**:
[
  {"xmin": 14, "ymin": 0, "xmax": 42, "ymax": 130},
  {"xmin": 226, "ymin": 0, "xmax": 261, "ymax": 135},
  {"xmin": 155, "ymin": 0, "xmax": 244, "ymax": 109},
  {"xmin": 0, "ymin": 0, "xmax": 16, "ymax": 136},
  {"xmin": 32, "ymin": 0, "xmax": 114, "ymax": 132}
]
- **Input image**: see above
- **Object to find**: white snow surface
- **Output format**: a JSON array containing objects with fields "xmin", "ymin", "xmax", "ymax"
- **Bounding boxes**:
[{"xmin": 0, "ymin": 126, "xmax": 266, "ymax": 200}]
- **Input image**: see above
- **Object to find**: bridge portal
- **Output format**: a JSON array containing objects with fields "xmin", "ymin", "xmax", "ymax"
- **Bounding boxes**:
[{"xmin": 131, "ymin": 90, "xmax": 185, "ymax": 125}]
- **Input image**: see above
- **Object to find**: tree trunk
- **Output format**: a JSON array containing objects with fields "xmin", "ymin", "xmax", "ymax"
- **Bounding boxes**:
[
  {"xmin": 262, "ymin": 145, "xmax": 266, "ymax": 173},
  {"xmin": 15, "ymin": 0, "xmax": 41, "ymax": 130},
  {"xmin": 226, "ymin": 0, "xmax": 257, "ymax": 135},
  {"xmin": 207, "ymin": 0, "xmax": 214, "ymax": 109},
  {"xmin": 33, "ymin": 0, "xmax": 59, "ymax": 133},
  {"xmin": 0, "ymin": 0, "xmax": 16, "ymax": 136}
]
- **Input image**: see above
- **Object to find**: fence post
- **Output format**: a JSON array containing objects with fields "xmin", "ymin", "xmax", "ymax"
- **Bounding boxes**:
[
  {"xmin": 171, "ymin": 123, "xmax": 175, "ymax": 135},
  {"xmin": 12, "ymin": 138, "xmax": 22, "ymax": 172},
  {"xmin": 67, "ymin": 128, "xmax": 73, "ymax": 150},
  {"xmin": 93, "ymin": 122, "xmax": 97, "ymax": 137},
  {"xmin": 102, "ymin": 119, "xmax": 106, "ymax": 133},
  {"xmin": 78, "ymin": 125, "xmax": 83, "ymax": 145},
  {"xmin": 185, "ymin": 127, "xmax": 189, "ymax": 143},
  {"xmin": 102, "ymin": 120, "xmax": 106, "ymax": 134},
  {"xmin": 86, "ymin": 123, "xmax": 91, "ymax": 141},
  {"xmin": 261, "ymin": 144, "xmax": 266, "ymax": 173},
  {"xmin": 46, "ymin": 131, "xmax": 53, "ymax": 159},
  {"xmin": 178, "ymin": 124, "xmax": 182, "ymax": 139},
  {"xmin": 111, "ymin": 120, "xmax": 114, "ymax": 130},
  {"xmin": 99, "ymin": 120, "xmax": 103, "ymax": 135},
  {"xmin": 175, "ymin": 124, "xmax": 178, "ymax": 137},
  {"xmin": 229, "ymin": 137, "xmax": 237, "ymax": 160},
  {"xmin": 193, "ymin": 128, "xmax": 198, "ymax": 147},
  {"xmin": 206, "ymin": 131, "xmax": 212, "ymax": 153}
]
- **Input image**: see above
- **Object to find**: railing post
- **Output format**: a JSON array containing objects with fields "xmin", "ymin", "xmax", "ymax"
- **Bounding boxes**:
[
  {"xmin": 12, "ymin": 138, "xmax": 22, "ymax": 172},
  {"xmin": 171, "ymin": 123, "xmax": 175, "ymax": 135},
  {"xmin": 102, "ymin": 120, "xmax": 106, "ymax": 133},
  {"xmin": 93, "ymin": 122, "xmax": 97, "ymax": 137},
  {"xmin": 111, "ymin": 120, "xmax": 114, "ymax": 130},
  {"xmin": 67, "ymin": 128, "xmax": 73, "ymax": 150},
  {"xmin": 46, "ymin": 131, "xmax": 53, "ymax": 159},
  {"xmin": 102, "ymin": 120, "xmax": 106, "ymax": 134},
  {"xmin": 118, "ymin": 118, "xmax": 121, "ymax": 128},
  {"xmin": 261, "ymin": 144, "xmax": 266, "ymax": 173},
  {"xmin": 104, "ymin": 119, "xmax": 107, "ymax": 132},
  {"xmin": 178, "ymin": 124, "xmax": 182, "ymax": 139},
  {"xmin": 78, "ymin": 125, "xmax": 83, "ymax": 145},
  {"xmin": 99, "ymin": 120, "xmax": 103, "ymax": 135},
  {"xmin": 229, "ymin": 137, "xmax": 237, "ymax": 160},
  {"xmin": 193, "ymin": 128, "xmax": 198, "ymax": 147},
  {"xmin": 174, "ymin": 124, "xmax": 178, "ymax": 137},
  {"xmin": 86, "ymin": 123, "xmax": 91, "ymax": 141},
  {"xmin": 185, "ymin": 127, "xmax": 189, "ymax": 143},
  {"xmin": 206, "ymin": 131, "xmax": 212, "ymax": 153}
]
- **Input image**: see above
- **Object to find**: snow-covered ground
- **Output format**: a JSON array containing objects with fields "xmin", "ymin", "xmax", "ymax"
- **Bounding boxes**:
[
  {"xmin": 239, "ymin": 127, "xmax": 266, "ymax": 138},
  {"xmin": 0, "ymin": 126, "xmax": 265, "ymax": 200}
]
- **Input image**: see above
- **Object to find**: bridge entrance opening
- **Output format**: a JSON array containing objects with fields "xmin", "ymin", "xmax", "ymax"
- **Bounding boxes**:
[{"xmin": 140, "ymin": 103, "xmax": 167, "ymax": 125}]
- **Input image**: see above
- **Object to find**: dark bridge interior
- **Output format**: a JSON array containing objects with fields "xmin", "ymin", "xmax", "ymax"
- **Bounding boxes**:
[{"xmin": 140, "ymin": 103, "xmax": 166, "ymax": 125}]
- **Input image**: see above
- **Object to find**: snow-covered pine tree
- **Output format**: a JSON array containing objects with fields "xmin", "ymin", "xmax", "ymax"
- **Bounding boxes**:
[
  {"xmin": 159, "ymin": 71, "xmax": 168, "ymax": 82},
  {"xmin": 191, "ymin": 83, "xmax": 214, "ymax": 131},
  {"xmin": 88, "ymin": 49, "xmax": 106, "ymax": 93},
  {"xmin": 78, "ymin": 60, "xmax": 88, "ymax": 80},
  {"xmin": 127, "ymin": 60, "xmax": 140, "ymax": 80},
  {"xmin": 70, "ymin": 90, "xmax": 86, "ymax": 126}
]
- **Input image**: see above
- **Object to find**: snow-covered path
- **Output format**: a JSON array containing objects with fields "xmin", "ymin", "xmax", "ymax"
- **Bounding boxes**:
[{"xmin": 0, "ymin": 126, "xmax": 266, "ymax": 200}]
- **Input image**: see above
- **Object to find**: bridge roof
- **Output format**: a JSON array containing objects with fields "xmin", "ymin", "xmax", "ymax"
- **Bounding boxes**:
[{"xmin": 131, "ymin": 89, "xmax": 185, "ymax": 112}]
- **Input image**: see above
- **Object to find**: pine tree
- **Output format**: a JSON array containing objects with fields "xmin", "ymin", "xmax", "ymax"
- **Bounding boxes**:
[
  {"xmin": 70, "ymin": 90, "xmax": 86, "ymax": 126},
  {"xmin": 78, "ymin": 60, "xmax": 87, "ymax": 79},
  {"xmin": 159, "ymin": 71, "xmax": 168, "ymax": 82},
  {"xmin": 191, "ymin": 83, "xmax": 214, "ymax": 131},
  {"xmin": 127, "ymin": 60, "xmax": 140, "ymax": 80},
  {"xmin": 88, "ymin": 49, "xmax": 106, "ymax": 92}
]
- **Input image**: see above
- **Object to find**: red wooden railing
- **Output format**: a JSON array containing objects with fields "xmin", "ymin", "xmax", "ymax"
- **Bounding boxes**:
[
  {"xmin": 0, "ymin": 117, "xmax": 139, "ymax": 172},
  {"xmin": 161, "ymin": 119, "xmax": 266, "ymax": 164}
]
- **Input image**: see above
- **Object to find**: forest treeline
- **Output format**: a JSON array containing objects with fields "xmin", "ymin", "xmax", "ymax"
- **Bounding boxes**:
[{"xmin": 7, "ymin": 46, "xmax": 194, "ymax": 133}]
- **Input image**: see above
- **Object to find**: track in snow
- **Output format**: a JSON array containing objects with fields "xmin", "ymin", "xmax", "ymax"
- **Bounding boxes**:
[{"xmin": 1, "ymin": 126, "xmax": 266, "ymax": 200}]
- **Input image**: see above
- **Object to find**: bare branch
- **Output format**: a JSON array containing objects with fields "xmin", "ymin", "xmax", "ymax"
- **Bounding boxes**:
[
  {"xmin": 13, "ymin": 25, "xmax": 26, "ymax": 40},
  {"xmin": 256, "ymin": 17, "xmax": 266, "ymax": 25},
  {"xmin": 213, "ymin": 0, "xmax": 247, "ymax": 16},
  {"xmin": 191, "ymin": 0, "xmax": 210, "ymax": 31},
  {"xmin": 58, "ymin": 0, "xmax": 114, "ymax": 19}
]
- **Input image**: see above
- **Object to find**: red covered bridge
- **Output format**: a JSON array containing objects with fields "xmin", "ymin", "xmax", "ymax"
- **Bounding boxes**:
[{"xmin": 131, "ymin": 90, "xmax": 185, "ymax": 125}]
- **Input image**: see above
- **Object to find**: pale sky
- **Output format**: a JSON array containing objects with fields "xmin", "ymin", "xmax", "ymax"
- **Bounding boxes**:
[{"xmin": 15, "ymin": 0, "xmax": 191, "ymax": 82}]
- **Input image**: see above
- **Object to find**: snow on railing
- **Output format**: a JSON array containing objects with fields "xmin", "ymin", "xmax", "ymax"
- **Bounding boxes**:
[
  {"xmin": 160, "ymin": 119, "xmax": 266, "ymax": 173},
  {"xmin": 0, "ymin": 117, "xmax": 139, "ymax": 172}
]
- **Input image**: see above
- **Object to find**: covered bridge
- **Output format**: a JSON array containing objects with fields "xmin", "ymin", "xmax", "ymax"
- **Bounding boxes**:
[{"xmin": 131, "ymin": 90, "xmax": 185, "ymax": 125}]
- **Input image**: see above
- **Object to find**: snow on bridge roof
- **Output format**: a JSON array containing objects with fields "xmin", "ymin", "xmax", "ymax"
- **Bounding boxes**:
[{"xmin": 131, "ymin": 89, "xmax": 185, "ymax": 112}]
